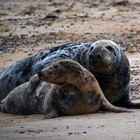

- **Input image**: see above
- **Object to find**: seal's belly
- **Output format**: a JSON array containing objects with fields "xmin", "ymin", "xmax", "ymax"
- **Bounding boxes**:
[
  {"xmin": 66, "ymin": 102, "xmax": 98, "ymax": 115},
  {"xmin": 54, "ymin": 85, "xmax": 102, "ymax": 115}
]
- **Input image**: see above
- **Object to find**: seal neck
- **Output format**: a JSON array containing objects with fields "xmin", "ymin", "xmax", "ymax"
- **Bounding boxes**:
[{"xmin": 68, "ymin": 67, "xmax": 102, "ymax": 96}]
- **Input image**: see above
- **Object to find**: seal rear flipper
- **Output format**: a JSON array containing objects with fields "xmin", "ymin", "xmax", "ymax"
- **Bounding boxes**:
[
  {"xmin": 0, "ymin": 101, "xmax": 7, "ymax": 113},
  {"xmin": 1, "ymin": 98, "xmax": 5, "ymax": 104},
  {"xmin": 102, "ymin": 98, "xmax": 134, "ymax": 113},
  {"xmin": 122, "ymin": 100, "xmax": 140, "ymax": 108},
  {"xmin": 113, "ymin": 96, "xmax": 140, "ymax": 108},
  {"xmin": 1, "ymin": 99, "xmax": 7, "ymax": 112}
]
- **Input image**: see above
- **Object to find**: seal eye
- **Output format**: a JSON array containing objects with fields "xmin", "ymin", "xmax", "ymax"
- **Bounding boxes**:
[
  {"xmin": 106, "ymin": 46, "xmax": 113, "ymax": 51},
  {"xmin": 106, "ymin": 46, "xmax": 116, "ymax": 56},
  {"xmin": 54, "ymin": 65, "xmax": 59, "ymax": 70}
]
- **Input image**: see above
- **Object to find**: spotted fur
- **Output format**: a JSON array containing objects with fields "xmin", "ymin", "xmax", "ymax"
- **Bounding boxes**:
[
  {"xmin": 0, "ymin": 60, "xmax": 133, "ymax": 118},
  {"xmin": 0, "ymin": 40, "xmax": 139, "ymax": 108}
]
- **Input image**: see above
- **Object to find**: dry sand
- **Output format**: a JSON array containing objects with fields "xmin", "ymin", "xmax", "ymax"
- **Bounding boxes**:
[{"xmin": 0, "ymin": 0, "xmax": 140, "ymax": 139}]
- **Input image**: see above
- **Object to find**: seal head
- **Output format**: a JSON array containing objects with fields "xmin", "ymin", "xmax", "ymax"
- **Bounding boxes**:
[
  {"xmin": 88, "ymin": 40, "xmax": 122, "ymax": 72},
  {"xmin": 87, "ymin": 40, "xmax": 130, "ymax": 105}
]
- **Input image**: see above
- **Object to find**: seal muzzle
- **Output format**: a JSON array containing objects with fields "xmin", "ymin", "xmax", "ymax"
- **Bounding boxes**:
[{"xmin": 89, "ymin": 53, "xmax": 101, "ymax": 63}]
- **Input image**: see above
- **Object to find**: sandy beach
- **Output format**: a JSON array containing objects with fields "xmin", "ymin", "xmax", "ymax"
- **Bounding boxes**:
[{"xmin": 0, "ymin": 0, "xmax": 140, "ymax": 139}]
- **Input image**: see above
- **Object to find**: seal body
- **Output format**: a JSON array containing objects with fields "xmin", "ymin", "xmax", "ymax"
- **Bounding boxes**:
[
  {"xmin": 0, "ymin": 60, "xmax": 132, "ymax": 118},
  {"xmin": 0, "ymin": 40, "xmax": 139, "ymax": 108},
  {"xmin": 0, "ymin": 42, "xmax": 91, "ymax": 101},
  {"xmin": 0, "ymin": 75, "xmax": 47, "ymax": 115}
]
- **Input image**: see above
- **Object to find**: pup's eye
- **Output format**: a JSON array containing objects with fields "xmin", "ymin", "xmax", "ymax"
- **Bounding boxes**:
[
  {"xmin": 54, "ymin": 65, "xmax": 59, "ymax": 69},
  {"xmin": 106, "ymin": 46, "xmax": 113, "ymax": 51}
]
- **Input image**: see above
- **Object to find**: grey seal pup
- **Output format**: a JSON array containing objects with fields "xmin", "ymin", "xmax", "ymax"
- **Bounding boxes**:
[
  {"xmin": 0, "ymin": 60, "xmax": 133, "ymax": 118},
  {"xmin": 0, "ymin": 40, "xmax": 139, "ymax": 108}
]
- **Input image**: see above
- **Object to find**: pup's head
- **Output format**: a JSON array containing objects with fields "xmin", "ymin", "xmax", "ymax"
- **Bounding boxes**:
[{"xmin": 38, "ymin": 59, "xmax": 83, "ymax": 85}]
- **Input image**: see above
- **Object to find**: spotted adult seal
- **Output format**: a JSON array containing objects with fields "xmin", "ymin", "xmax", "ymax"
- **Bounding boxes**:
[
  {"xmin": 0, "ymin": 60, "xmax": 133, "ymax": 118},
  {"xmin": 0, "ymin": 40, "xmax": 139, "ymax": 108}
]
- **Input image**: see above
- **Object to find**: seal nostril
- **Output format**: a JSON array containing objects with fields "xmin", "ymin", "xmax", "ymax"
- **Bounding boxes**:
[
  {"xmin": 89, "ymin": 53, "xmax": 101, "ymax": 63},
  {"xmin": 92, "ymin": 54, "xmax": 100, "ymax": 59}
]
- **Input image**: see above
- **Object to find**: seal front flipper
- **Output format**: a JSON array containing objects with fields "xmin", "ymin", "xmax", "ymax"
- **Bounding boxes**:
[
  {"xmin": 27, "ymin": 74, "xmax": 41, "ymax": 93},
  {"xmin": 43, "ymin": 88, "xmax": 59, "ymax": 119},
  {"xmin": 43, "ymin": 108, "xmax": 59, "ymax": 119},
  {"xmin": 43, "ymin": 110, "xmax": 59, "ymax": 119}
]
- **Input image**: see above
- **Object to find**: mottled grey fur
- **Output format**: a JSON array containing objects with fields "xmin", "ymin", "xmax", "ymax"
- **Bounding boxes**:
[
  {"xmin": 0, "ymin": 40, "xmax": 139, "ymax": 108},
  {"xmin": 0, "ymin": 60, "xmax": 133, "ymax": 118}
]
